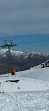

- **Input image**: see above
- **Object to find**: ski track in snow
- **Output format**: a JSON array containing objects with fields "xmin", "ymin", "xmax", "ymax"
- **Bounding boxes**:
[{"xmin": 0, "ymin": 67, "xmax": 49, "ymax": 111}]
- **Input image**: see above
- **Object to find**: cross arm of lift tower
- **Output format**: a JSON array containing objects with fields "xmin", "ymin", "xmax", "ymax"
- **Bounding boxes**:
[{"xmin": 1, "ymin": 40, "xmax": 17, "ymax": 48}]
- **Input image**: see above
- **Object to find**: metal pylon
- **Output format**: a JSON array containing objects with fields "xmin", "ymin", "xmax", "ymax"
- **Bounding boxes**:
[{"xmin": 1, "ymin": 40, "xmax": 16, "ymax": 73}]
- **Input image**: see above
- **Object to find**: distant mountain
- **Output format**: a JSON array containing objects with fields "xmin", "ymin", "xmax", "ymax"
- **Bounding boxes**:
[{"xmin": 0, "ymin": 49, "xmax": 49, "ymax": 74}]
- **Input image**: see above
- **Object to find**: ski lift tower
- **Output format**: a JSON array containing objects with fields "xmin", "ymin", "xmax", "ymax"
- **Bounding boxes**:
[{"xmin": 1, "ymin": 40, "xmax": 16, "ymax": 73}]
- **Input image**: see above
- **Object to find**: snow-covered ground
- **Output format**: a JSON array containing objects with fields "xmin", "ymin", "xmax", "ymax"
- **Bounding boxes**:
[{"xmin": 0, "ymin": 66, "xmax": 49, "ymax": 111}]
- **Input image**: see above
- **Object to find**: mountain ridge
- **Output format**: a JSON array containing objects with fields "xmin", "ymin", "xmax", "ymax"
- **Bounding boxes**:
[{"xmin": 0, "ymin": 49, "xmax": 49, "ymax": 74}]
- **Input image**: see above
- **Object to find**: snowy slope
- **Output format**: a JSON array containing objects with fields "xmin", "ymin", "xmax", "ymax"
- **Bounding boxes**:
[
  {"xmin": 0, "ymin": 66, "xmax": 49, "ymax": 111},
  {"xmin": 0, "ymin": 66, "xmax": 49, "ymax": 92}
]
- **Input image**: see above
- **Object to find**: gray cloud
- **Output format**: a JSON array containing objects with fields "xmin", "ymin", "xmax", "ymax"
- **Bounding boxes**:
[{"xmin": 0, "ymin": 0, "xmax": 49, "ymax": 36}]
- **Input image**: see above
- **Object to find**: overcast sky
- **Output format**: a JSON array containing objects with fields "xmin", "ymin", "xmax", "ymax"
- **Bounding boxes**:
[{"xmin": 0, "ymin": 0, "xmax": 49, "ymax": 37}]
